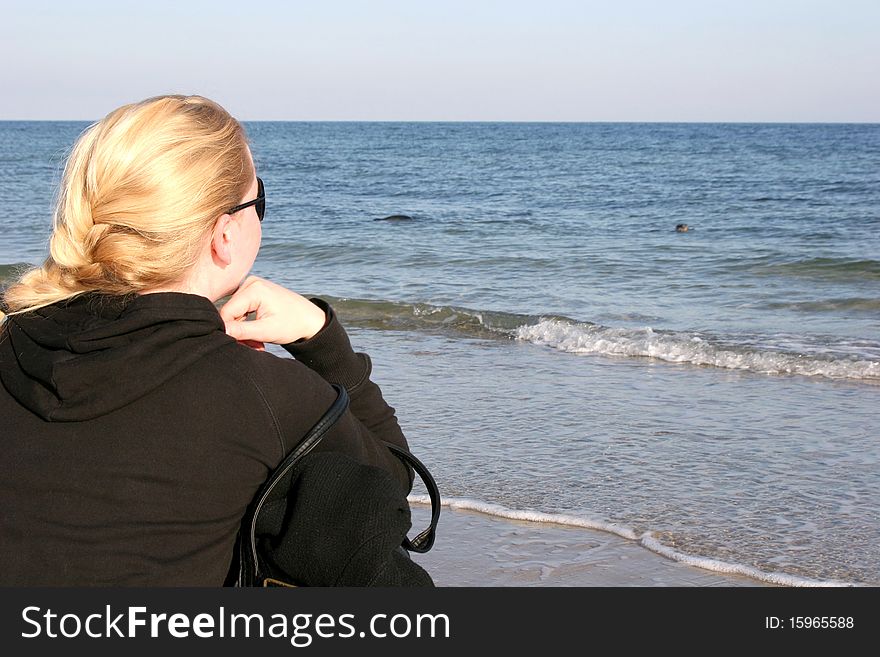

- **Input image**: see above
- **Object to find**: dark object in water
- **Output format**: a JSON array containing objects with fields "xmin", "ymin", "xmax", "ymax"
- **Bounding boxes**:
[
  {"xmin": 375, "ymin": 214, "xmax": 414, "ymax": 222},
  {"xmin": 675, "ymin": 223, "xmax": 690, "ymax": 232}
]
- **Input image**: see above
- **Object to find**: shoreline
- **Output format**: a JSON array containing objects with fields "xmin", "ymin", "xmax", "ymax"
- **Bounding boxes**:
[{"xmin": 409, "ymin": 503, "xmax": 772, "ymax": 587}]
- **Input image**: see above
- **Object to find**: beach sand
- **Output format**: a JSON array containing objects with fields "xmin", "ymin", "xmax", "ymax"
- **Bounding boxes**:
[{"xmin": 409, "ymin": 504, "xmax": 770, "ymax": 587}]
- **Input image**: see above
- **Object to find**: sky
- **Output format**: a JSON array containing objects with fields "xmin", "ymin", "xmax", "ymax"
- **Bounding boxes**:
[{"xmin": 1, "ymin": 0, "xmax": 877, "ymax": 121}]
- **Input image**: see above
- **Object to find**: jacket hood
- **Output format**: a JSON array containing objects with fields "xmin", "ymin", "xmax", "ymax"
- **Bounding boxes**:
[{"xmin": 0, "ymin": 292, "xmax": 231, "ymax": 421}]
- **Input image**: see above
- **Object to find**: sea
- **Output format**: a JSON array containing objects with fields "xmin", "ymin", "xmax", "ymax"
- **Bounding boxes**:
[{"xmin": 1, "ymin": 121, "xmax": 878, "ymax": 586}]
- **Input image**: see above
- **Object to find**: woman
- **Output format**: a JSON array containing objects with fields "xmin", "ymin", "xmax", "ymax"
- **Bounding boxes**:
[{"xmin": 0, "ymin": 95, "xmax": 432, "ymax": 586}]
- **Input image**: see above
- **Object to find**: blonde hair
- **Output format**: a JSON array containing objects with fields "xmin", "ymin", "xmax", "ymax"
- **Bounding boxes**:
[{"xmin": 2, "ymin": 94, "xmax": 253, "ymax": 316}]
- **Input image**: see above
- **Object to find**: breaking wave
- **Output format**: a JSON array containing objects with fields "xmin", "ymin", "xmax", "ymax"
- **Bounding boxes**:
[
  {"xmin": 323, "ymin": 296, "xmax": 880, "ymax": 382},
  {"xmin": 514, "ymin": 319, "xmax": 880, "ymax": 381}
]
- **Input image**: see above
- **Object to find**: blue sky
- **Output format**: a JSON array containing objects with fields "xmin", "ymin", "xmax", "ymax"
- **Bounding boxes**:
[{"xmin": 1, "ymin": 0, "xmax": 877, "ymax": 121}]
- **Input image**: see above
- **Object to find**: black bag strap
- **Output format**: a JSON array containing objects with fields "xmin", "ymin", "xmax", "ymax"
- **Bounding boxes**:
[
  {"xmin": 384, "ymin": 441, "xmax": 441, "ymax": 553},
  {"xmin": 240, "ymin": 383, "xmax": 350, "ymax": 586}
]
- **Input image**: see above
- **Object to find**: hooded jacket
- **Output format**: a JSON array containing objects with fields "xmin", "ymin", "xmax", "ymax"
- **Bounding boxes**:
[{"xmin": 0, "ymin": 291, "xmax": 432, "ymax": 586}]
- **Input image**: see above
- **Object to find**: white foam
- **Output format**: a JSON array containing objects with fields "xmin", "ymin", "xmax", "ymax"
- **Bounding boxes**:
[
  {"xmin": 637, "ymin": 533, "xmax": 852, "ymax": 587},
  {"xmin": 515, "ymin": 319, "xmax": 880, "ymax": 381},
  {"xmin": 409, "ymin": 495, "xmax": 858, "ymax": 587},
  {"xmin": 408, "ymin": 494, "xmax": 638, "ymax": 540}
]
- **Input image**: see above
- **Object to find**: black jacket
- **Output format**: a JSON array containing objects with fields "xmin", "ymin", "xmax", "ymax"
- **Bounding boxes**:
[{"xmin": 0, "ymin": 291, "xmax": 432, "ymax": 586}]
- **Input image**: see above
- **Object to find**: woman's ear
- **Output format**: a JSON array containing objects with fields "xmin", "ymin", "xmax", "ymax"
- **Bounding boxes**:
[{"xmin": 211, "ymin": 215, "xmax": 234, "ymax": 267}]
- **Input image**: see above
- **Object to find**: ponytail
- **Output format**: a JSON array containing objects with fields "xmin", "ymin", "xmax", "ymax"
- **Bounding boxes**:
[{"xmin": 2, "ymin": 95, "xmax": 252, "ymax": 315}]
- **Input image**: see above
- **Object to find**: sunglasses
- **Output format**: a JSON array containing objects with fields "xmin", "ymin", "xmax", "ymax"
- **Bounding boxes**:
[{"xmin": 227, "ymin": 177, "xmax": 265, "ymax": 221}]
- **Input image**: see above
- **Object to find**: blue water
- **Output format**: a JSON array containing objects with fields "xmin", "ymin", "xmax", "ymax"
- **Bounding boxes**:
[{"xmin": 1, "ymin": 121, "xmax": 878, "ymax": 585}]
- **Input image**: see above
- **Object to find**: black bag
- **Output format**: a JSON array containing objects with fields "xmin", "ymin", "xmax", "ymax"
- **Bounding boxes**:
[{"xmin": 233, "ymin": 383, "xmax": 440, "ymax": 587}]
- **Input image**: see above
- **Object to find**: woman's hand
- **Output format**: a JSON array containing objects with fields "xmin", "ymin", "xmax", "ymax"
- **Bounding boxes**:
[{"xmin": 220, "ymin": 276, "xmax": 327, "ymax": 347}]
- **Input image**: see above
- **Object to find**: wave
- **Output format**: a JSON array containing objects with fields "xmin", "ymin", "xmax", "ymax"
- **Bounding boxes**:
[
  {"xmin": 515, "ymin": 319, "xmax": 880, "ymax": 381},
  {"xmin": 325, "ymin": 295, "xmax": 571, "ymax": 338},
  {"xmin": 750, "ymin": 196, "xmax": 817, "ymax": 203},
  {"xmin": 322, "ymin": 296, "xmax": 880, "ymax": 381},
  {"xmin": 766, "ymin": 298, "xmax": 880, "ymax": 313},
  {"xmin": 409, "ymin": 495, "xmax": 857, "ymax": 587},
  {"xmin": 743, "ymin": 257, "xmax": 880, "ymax": 282}
]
